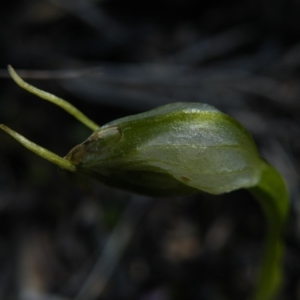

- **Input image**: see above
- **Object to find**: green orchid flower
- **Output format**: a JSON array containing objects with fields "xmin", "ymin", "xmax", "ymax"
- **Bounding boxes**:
[{"xmin": 1, "ymin": 66, "xmax": 289, "ymax": 300}]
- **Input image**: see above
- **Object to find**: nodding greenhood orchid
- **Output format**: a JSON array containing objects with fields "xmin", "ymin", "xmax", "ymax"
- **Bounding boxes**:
[{"xmin": 1, "ymin": 66, "xmax": 289, "ymax": 300}]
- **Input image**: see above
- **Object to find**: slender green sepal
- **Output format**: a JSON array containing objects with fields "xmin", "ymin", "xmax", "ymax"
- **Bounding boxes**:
[
  {"xmin": 0, "ymin": 124, "xmax": 76, "ymax": 172},
  {"xmin": 7, "ymin": 65, "xmax": 100, "ymax": 131},
  {"xmin": 250, "ymin": 161, "xmax": 289, "ymax": 300}
]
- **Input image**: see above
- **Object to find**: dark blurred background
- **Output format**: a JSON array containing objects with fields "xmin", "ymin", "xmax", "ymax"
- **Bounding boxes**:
[{"xmin": 0, "ymin": 0, "xmax": 299, "ymax": 299}]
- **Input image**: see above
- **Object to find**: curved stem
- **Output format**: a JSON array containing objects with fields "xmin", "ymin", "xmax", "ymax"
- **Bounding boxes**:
[
  {"xmin": 0, "ymin": 124, "xmax": 76, "ymax": 172},
  {"xmin": 250, "ymin": 160, "xmax": 289, "ymax": 300},
  {"xmin": 8, "ymin": 65, "xmax": 100, "ymax": 131}
]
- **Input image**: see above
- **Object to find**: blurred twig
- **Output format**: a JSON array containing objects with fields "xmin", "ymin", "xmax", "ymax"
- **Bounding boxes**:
[
  {"xmin": 46, "ymin": 0, "xmax": 129, "ymax": 43},
  {"xmin": 0, "ymin": 67, "xmax": 103, "ymax": 79},
  {"xmin": 166, "ymin": 24, "xmax": 259, "ymax": 65},
  {"xmin": 74, "ymin": 195, "xmax": 151, "ymax": 300}
]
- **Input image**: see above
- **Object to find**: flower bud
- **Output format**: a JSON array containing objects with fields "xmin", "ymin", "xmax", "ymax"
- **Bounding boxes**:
[{"xmin": 65, "ymin": 103, "xmax": 262, "ymax": 196}]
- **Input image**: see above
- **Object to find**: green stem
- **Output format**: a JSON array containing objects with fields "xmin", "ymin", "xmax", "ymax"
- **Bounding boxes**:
[
  {"xmin": 0, "ymin": 124, "xmax": 76, "ymax": 172},
  {"xmin": 8, "ymin": 65, "xmax": 100, "ymax": 131},
  {"xmin": 250, "ymin": 160, "xmax": 289, "ymax": 300}
]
